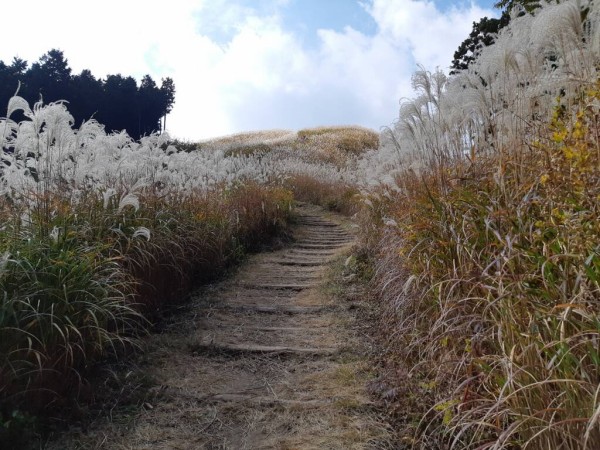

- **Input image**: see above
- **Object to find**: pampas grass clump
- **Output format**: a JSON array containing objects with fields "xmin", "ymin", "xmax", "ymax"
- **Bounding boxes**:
[{"xmin": 361, "ymin": 1, "xmax": 600, "ymax": 448}]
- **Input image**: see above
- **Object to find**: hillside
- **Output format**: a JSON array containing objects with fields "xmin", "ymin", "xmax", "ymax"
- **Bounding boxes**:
[{"xmin": 2, "ymin": 0, "xmax": 600, "ymax": 448}]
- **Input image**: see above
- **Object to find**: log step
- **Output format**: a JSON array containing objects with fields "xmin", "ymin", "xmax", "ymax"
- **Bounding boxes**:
[
  {"xmin": 190, "ymin": 343, "xmax": 337, "ymax": 356},
  {"xmin": 217, "ymin": 304, "xmax": 329, "ymax": 314},
  {"xmin": 237, "ymin": 283, "xmax": 312, "ymax": 291},
  {"xmin": 200, "ymin": 393, "xmax": 331, "ymax": 407},
  {"xmin": 272, "ymin": 261, "xmax": 325, "ymax": 267}
]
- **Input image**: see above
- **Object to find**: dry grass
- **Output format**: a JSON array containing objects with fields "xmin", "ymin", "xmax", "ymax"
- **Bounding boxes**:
[
  {"xmin": 197, "ymin": 125, "xmax": 374, "ymax": 216},
  {"xmin": 296, "ymin": 126, "xmax": 379, "ymax": 165},
  {"xmin": 364, "ymin": 82, "xmax": 600, "ymax": 448},
  {"xmin": 0, "ymin": 181, "xmax": 293, "ymax": 445},
  {"xmin": 200, "ymin": 126, "xmax": 378, "ymax": 162},
  {"xmin": 200, "ymin": 129, "xmax": 296, "ymax": 153},
  {"xmin": 286, "ymin": 173, "xmax": 360, "ymax": 215}
]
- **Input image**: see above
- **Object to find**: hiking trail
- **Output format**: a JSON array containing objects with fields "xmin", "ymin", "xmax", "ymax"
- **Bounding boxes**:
[{"xmin": 52, "ymin": 203, "xmax": 390, "ymax": 449}]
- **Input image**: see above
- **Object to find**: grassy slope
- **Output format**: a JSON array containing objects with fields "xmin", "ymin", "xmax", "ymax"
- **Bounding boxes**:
[
  {"xmin": 199, "ymin": 126, "xmax": 379, "ymax": 214},
  {"xmin": 363, "ymin": 84, "xmax": 600, "ymax": 448}
]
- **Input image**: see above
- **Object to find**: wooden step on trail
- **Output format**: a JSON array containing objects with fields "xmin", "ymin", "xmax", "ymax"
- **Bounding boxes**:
[
  {"xmin": 288, "ymin": 247, "xmax": 339, "ymax": 253},
  {"xmin": 155, "ymin": 388, "xmax": 377, "ymax": 410},
  {"xmin": 235, "ymin": 276, "xmax": 321, "ymax": 285},
  {"xmin": 196, "ymin": 393, "xmax": 332, "ymax": 408},
  {"xmin": 273, "ymin": 260, "xmax": 325, "ymax": 267},
  {"xmin": 293, "ymin": 243, "xmax": 348, "ymax": 250},
  {"xmin": 283, "ymin": 253, "xmax": 337, "ymax": 260},
  {"xmin": 189, "ymin": 342, "xmax": 339, "ymax": 357},
  {"xmin": 297, "ymin": 238, "xmax": 353, "ymax": 244},
  {"xmin": 273, "ymin": 259, "xmax": 330, "ymax": 267},
  {"xmin": 200, "ymin": 325, "xmax": 330, "ymax": 333},
  {"xmin": 296, "ymin": 222, "xmax": 339, "ymax": 228},
  {"xmin": 299, "ymin": 236, "xmax": 347, "ymax": 242},
  {"xmin": 237, "ymin": 282, "xmax": 313, "ymax": 291},
  {"xmin": 239, "ymin": 271, "xmax": 322, "ymax": 278},
  {"xmin": 158, "ymin": 388, "xmax": 348, "ymax": 408},
  {"xmin": 237, "ymin": 326, "xmax": 329, "ymax": 332},
  {"xmin": 215, "ymin": 304, "xmax": 331, "ymax": 314}
]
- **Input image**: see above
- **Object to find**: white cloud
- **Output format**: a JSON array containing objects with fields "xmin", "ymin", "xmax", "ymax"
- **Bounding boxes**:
[
  {"xmin": 366, "ymin": 0, "xmax": 492, "ymax": 69},
  {"xmin": 1, "ymin": 0, "xmax": 495, "ymax": 140}
]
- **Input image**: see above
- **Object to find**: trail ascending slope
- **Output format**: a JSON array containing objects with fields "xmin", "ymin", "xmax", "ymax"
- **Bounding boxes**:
[{"xmin": 53, "ymin": 204, "xmax": 390, "ymax": 449}]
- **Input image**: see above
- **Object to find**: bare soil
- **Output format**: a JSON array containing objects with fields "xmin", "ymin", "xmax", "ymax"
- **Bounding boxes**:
[{"xmin": 48, "ymin": 204, "xmax": 391, "ymax": 449}]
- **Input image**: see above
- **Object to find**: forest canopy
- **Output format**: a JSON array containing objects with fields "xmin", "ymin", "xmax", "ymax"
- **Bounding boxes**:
[{"xmin": 0, "ymin": 49, "xmax": 175, "ymax": 140}]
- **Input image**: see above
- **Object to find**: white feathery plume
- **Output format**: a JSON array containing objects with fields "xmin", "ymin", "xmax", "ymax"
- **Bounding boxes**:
[
  {"xmin": 118, "ymin": 193, "xmax": 140, "ymax": 213},
  {"xmin": 6, "ymin": 96, "xmax": 32, "ymax": 119},
  {"xmin": 132, "ymin": 226, "xmax": 151, "ymax": 241}
]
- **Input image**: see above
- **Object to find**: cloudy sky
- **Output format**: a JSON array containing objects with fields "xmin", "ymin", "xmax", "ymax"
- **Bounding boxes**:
[{"xmin": 2, "ymin": 0, "xmax": 497, "ymax": 140}]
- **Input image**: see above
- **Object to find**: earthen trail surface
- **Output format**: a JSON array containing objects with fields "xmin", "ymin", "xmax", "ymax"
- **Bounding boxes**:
[{"xmin": 53, "ymin": 204, "xmax": 389, "ymax": 449}]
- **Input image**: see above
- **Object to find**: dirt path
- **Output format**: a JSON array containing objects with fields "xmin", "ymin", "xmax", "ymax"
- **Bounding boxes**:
[{"xmin": 52, "ymin": 204, "xmax": 390, "ymax": 449}]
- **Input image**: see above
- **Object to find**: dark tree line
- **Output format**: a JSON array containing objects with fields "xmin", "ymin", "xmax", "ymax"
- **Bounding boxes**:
[
  {"xmin": 450, "ymin": 0, "xmax": 545, "ymax": 74},
  {"xmin": 0, "ymin": 49, "xmax": 175, "ymax": 140},
  {"xmin": 450, "ymin": 12, "xmax": 511, "ymax": 74}
]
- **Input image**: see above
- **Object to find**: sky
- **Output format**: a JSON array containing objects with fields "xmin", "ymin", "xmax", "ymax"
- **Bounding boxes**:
[{"xmin": 1, "ymin": 0, "xmax": 498, "ymax": 140}]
